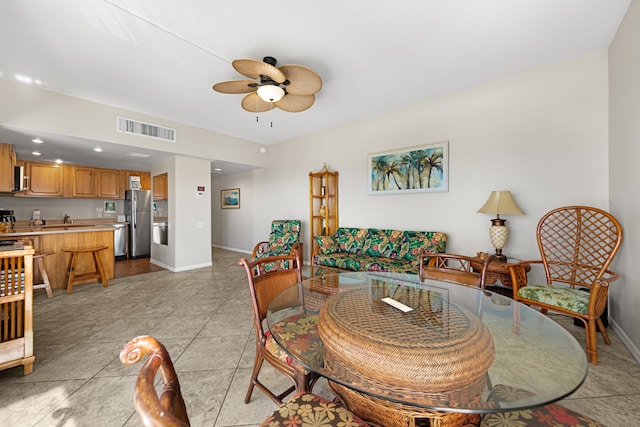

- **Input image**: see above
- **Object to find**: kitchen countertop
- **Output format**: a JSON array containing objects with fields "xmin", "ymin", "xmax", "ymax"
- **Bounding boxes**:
[{"xmin": 1, "ymin": 223, "xmax": 126, "ymax": 237}]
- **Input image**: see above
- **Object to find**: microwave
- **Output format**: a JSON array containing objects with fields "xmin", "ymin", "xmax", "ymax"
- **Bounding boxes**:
[{"xmin": 13, "ymin": 165, "xmax": 25, "ymax": 192}]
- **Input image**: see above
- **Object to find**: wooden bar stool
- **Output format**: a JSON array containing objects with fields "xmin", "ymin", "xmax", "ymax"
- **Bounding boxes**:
[
  {"xmin": 33, "ymin": 249, "xmax": 55, "ymax": 298},
  {"xmin": 61, "ymin": 246, "xmax": 109, "ymax": 294}
]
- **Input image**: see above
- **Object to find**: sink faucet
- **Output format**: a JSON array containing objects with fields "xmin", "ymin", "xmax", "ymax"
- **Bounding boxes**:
[{"xmin": 63, "ymin": 214, "xmax": 71, "ymax": 224}]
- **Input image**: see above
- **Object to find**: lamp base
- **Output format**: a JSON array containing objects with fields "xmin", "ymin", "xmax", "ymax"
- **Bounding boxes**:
[{"xmin": 490, "ymin": 252, "xmax": 508, "ymax": 263}]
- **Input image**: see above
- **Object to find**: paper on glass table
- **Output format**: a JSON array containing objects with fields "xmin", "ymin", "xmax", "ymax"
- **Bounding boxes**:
[{"xmin": 382, "ymin": 297, "xmax": 414, "ymax": 312}]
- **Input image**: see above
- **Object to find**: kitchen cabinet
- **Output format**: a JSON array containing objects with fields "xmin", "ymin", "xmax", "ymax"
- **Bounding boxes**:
[
  {"xmin": 120, "ymin": 170, "xmax": 151, "ymax": 198},
  {"xmin": 153, "ymin": 173, "xmax": 168, "ymax": 200},
  {"xmin": 0, "ymin": 143, "xmax": 17, "ymax": 193},
  {"xmin": 309, "ymin": 164, "xmax": 338, "ymax": 266},
  {"xmin": 65, "ymin": 166, "xmax": 96, "ymax": 198},
  {"xmin": 96, "ymin": 168, "xmax": 120, "ymax": 199},
  {"xmin": 20, "ymin": 161, "xmax": 65, "ymax": 197}
]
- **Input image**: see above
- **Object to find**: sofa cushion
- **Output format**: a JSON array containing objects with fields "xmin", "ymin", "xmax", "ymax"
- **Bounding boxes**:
[
  {"xmin": 314, "ymin": 235, "xmax": 340, "ymax": 255},
  {"xmin": 335, "ymin": 228, "xmax": 368, "ymax": 254},
  {"xmin": 314, "ymin": 253, "xmax": 419, "ymax": 274}
]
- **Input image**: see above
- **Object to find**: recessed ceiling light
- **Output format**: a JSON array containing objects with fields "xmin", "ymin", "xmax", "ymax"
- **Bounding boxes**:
[
  {"xmin": 94, "ymin": 148, "xmax": 103, "ymax": 152},
  {"xmin": 55, "ymin": 159, "xmax": 63, "ymax": 164},
  {"xmin": 32, "ymin": 138, "xmax": 43, "ymax": 144},
  {"xmin": 15, "ymin": 74, "xmax": 33, "ymax": 84},
  {"xmin": 126, "ymin": 152, "xmax": 152, "ymax": 158},
  {"xmin": 32, "ymin": 151, "xmax": 41, "ymax": 156}
]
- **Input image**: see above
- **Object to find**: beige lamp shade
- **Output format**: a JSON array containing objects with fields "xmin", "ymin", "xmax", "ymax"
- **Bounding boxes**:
[
  {"xmin": 477, "ymin": 191, "xmax": 524, "ymax": 262},
  {"xmin": 477, "ymin": 191, "xmax": 525, "ymax": 216}
]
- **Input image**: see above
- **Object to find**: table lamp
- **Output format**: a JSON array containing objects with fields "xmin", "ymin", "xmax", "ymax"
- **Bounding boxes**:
[{"xmin": 477, "ymin": 191, "xmax": 524, "ymax": 262}]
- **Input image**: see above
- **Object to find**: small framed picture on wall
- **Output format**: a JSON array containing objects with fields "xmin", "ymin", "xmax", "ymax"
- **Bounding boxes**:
[{"xmin": 221, "ymin": 188, "xmax": 240, "ymax": 209}]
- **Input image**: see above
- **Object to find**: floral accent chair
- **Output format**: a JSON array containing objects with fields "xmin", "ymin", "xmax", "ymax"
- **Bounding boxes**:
[
  {"xmin": 253, "ymin": 220, "xmax": 304, "ymax": 264},
  {"xmin": 481, "ymin": 384, "xmax": 605, "ymax": 427},
  {"xmin": 509, "ymin": 206, "xmax": 623, "ymax": 365},
  {"xmin": 312, "ymin": 227, "xmax": 447, "ymax": 274}
]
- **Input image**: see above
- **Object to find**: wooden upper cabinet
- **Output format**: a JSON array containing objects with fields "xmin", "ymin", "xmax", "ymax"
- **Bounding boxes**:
[
  {"xmin": 65, "ymin": 165, "xmax": 96, "ymax": 198},
  {"xmin": 153, "ymin": 173, "xmax": 168, "ymax": 200},
  {"xmin": 96, "ymin": 168, "xmax": 120, "ymax": 198},
  {"xmin": 0, "ymin": 143, "xmax": 17, "ymax": 193},
  {"xmin": 119, "ymin": 170, "xmax": 151, "ymax": 198},
  {"xmin": 23, "ymin": 161, "xmax": 65, "ymax": 197}
]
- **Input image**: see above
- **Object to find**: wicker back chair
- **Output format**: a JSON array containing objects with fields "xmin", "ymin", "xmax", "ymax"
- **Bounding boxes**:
[
  {"xmin": 252, "ymin": 219, "xmax": 303, "ymax": 262},
  {"xmin": 121, "ymin": 335, "xmax": 369, "ymax": 427},
  {"xmin": 419, "ymin": 251, "xmax": 490, "ymax": 289},
  {"xmin": 509, "ymin": 206, "xmax": 623, "ymax": 364},
  {"xmin": 120, "ymin": 335, "xmax": 189, "ymax": 427},
  {"xmin": 238, "ymin": 250, "xmax": 319, "ymax": 404}
]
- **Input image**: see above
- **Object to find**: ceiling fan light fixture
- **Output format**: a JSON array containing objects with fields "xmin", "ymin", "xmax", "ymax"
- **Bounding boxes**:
[{"xmin": 257, "ymin": 85, "xmax": 284, "ymax": 103}]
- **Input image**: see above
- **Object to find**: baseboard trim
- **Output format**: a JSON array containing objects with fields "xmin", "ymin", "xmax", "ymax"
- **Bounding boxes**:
[{"xmin": 610, "ymin": 318, "xmax": 640, "ymax": 364}]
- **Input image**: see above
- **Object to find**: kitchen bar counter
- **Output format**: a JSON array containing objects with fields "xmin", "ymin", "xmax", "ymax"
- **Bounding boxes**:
[{"xmin": 0, "ymin": 226, "xmax": 115, "ymax": 290}]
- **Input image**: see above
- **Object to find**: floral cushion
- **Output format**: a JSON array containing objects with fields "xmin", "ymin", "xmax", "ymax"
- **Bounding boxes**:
[
  {"xmin": 334, "ymin": 228, "xmax": 368, "ymax": 254},
  {"xmin": 315, "ymin": 236, "xmax": 340, "ymax": 255},
  {"xmin": 265, "ymin": 314, "xmax": 323, "ymax": 372},
  {"xmin": 261, "ymin": 393, "xmax": 370, "ymax": 427},
  {"xmin": 313, "ymin": 228, "xmax": 447, "ymax": 274},
  {"xmin": 517, "ymin": 285, "xmax": 590, "ymax": 314},
  {"xmin": 481, "ymin": 384, "xmax": 605, "ymax": 427},
  {"xmin": 259, "ymin": 220, "xmax": 301, "ymax": 258}
]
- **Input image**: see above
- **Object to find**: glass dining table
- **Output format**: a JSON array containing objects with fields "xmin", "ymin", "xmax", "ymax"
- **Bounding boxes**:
[{"xmin": 266, "ymin": 271, "xmax": 588, "ymax": 426}]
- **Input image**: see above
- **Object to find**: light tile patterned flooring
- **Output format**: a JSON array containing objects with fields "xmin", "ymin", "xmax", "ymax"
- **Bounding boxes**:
[{"xmin": 0, "ymin": 248, "xmax": 639, "ymax": 426}]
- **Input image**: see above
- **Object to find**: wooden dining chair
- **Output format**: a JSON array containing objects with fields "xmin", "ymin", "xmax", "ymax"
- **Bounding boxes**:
[
  {"xmin": 238, "ymin": 250, "xmax": 320, "ymax": 405},
  {"xmin": 509, "ymin": 206, "xmax": 623, "ymax": 365},
  {"xmin": 120, "ymin": 335, "xmax": 370, "ymax": 427},
  {"xmin": 419, "ymin": 251, "xmax": 490, "ymax": 289}
]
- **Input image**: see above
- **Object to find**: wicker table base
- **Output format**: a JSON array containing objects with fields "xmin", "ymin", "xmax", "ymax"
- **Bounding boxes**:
[{"xmin": 330, "ymin": 382, "xmax": 480, "ymax": 427}]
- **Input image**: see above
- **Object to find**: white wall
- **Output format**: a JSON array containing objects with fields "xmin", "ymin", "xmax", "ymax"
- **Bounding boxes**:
[
  {"xmin": 152, "ymin": 156, "xmax": 212, "ymax": 271},
  {"xmin": 214, "ymin": 52, "xmax": 610, "ymax": 266},
  {"xmin": 609, "ymin": 0, "xmax": 640, "ymax": 361}
]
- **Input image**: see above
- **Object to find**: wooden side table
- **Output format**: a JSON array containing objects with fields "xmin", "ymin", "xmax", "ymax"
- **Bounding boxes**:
[{"xmin": 470, "ymin": 257, "xmax": 530, "ymax": 297}]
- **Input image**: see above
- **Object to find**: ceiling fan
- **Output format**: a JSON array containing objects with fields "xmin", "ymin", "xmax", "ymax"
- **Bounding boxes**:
[{"xmin": 212, "ymin": 56, "xmax": 322, "ymax": 113}]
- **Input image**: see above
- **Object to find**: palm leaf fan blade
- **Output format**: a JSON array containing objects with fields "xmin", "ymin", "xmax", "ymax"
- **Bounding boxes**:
[
  {"xmin": 279, "ymin": 65, "xmax": 322, "ymax": 95},
  {"xmin": 212, "ymin": 80, "xmax": 257, "ymax": 94},
  {"xmin": 232, "ymin": 59, "xmax": 285, "ymax": 82},
  {"xmin": 242, "ymin": 92, "xmax": 276, "ymax": 113},
  {"xmin": 275, "ymin": 94, "xmax": 315, "ymax": 112}
]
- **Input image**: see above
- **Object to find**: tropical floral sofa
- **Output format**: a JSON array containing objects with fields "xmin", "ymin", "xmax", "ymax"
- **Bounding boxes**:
[{"xmin": 312, "ymin": 227, "xmax": 447, "ymax": 274}]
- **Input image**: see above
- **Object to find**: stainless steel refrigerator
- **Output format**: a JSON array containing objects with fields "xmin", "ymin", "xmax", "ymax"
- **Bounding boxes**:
[{"xmin": 124, "ymin": 190, "xmax": 152, "ymax": 258}]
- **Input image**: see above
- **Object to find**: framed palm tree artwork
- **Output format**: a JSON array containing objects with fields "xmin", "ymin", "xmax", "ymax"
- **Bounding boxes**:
[{"xmin": 368, "ymin": 141, "xmax": 449, "ymax": 194}]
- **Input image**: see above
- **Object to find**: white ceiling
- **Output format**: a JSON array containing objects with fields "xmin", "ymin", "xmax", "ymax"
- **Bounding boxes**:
[{"xmin": 0, "ymin": 0, "xmax": 632, "ymax": 172}]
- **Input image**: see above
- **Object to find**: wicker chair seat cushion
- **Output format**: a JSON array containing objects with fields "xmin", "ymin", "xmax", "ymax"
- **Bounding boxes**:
[
  {"xmin": 265, "ymin": 313, "xmax": 323, "ymax": 372},
  {"xmin": 517, "ymin": 285, "xmax": 590, "ymax": 314},
  {"xmin": 481, "ymin": 384, "xmax": 605, "ymax": 427},
  {"xmin": 260, "ymin": 392, "xmax": 370, "ymax": 427}
]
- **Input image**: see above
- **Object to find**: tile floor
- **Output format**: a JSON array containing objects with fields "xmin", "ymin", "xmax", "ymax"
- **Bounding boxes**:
[{"xmin": 1, "ymin": 248, "xmax": 639, "ymax": 426}]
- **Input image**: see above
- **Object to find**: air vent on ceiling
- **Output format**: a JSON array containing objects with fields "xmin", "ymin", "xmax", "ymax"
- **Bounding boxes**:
[{"xmin": 116, "ymin": 116, "xmax": 176, "ymax": 142}]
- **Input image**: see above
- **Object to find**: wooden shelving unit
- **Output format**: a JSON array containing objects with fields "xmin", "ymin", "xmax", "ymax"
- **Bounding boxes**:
[{"xmin": 309, "ymin": 164, "xmax": 339, "ymax": 265}]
